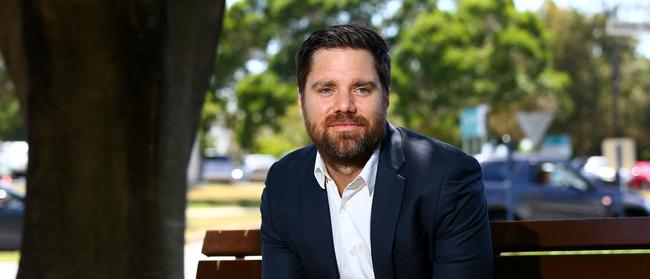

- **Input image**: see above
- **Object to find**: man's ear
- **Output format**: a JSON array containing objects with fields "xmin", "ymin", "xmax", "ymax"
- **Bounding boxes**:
[{"xmin": 297, "ymin": 89, "xmax": 303, "ymax": 114}]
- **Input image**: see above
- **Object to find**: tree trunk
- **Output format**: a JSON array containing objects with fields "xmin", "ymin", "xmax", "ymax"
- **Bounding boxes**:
[{"xmin": 0, "ymin": 1, "xmax": 225, "ymax": 278}]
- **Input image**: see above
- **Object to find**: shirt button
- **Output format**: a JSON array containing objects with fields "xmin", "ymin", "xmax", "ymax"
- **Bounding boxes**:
[{"xmin": 350, "ymin": 247, "xmax": 357, "ymax": 256}]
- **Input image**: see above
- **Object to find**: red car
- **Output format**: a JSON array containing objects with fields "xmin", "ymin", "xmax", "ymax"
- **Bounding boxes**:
[{"xmin": 630, "ymin": 161, "xmax": 650, "ymax": 190}]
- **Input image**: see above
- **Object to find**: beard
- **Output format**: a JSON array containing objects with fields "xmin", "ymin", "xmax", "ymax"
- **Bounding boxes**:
[{"xmin": 304, "ymin": 111, "xmax": 386, "ymax": 167}]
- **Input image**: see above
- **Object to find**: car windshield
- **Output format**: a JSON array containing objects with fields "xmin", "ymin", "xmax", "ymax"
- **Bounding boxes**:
[{"xmin": 535, "ymin": 162, "xmax": 589, "ymax": 191}]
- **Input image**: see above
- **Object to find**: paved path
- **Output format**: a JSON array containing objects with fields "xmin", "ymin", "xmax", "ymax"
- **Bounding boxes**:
[
  {"xmin": 0, "ymin": 241, "xmax": 208, "ymax": 279},
  {"xmin": 0, "ymin": 262, "xmax": 17, "ymax": 279},
  {"xmin": 185, "ymin": 239, "xmax": 208, "ymax": 279}
]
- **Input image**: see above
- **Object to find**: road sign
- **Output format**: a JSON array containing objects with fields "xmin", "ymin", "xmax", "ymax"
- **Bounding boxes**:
[
  {"xmin": 460, "ymin": 105, "xmax": 489, "ymax": 139},
  {"xmin": 606, "ymin": 19, "xmax": 650, "ymax": 37},
  {"xmin": 602, "ymin": 138, "xmax": 636, "ymax": 170},
  {"xmin": 516, "ymin": 111, "xmax": 554, "ymax": 148},
  {"xmin": 540, "ymin": 134, "xmax": 572, "ymax": 158}
]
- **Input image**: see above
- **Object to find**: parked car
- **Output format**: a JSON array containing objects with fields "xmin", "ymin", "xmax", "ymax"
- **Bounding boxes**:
[
  {"xmin": 0, "ymin": 184, "xmax": 24, "ymax": 250},
  {"xmin": 630, "ymin": 161, "xmax": 650, "ymax": 190},
  {"xmin": 0, "ymin": 141, "xmax": 28, "ymax": 177},
  {"xmin": 481, "ymin": 153, "xmax": 650, "ymax": 221},
  {"xmin": 579, "ymin": 155, "xmax": 616, "ymax": 183},
  {"xmin": 240, "ymin": 154, "xmax": 277, "ymax": 182},
  {"xmin": 201, "ymin": 155, "xmax": 237, "ymax": 183},
  {"xmin": 576, "ymin": 155, "xmax": 631, "ymax": 186}
]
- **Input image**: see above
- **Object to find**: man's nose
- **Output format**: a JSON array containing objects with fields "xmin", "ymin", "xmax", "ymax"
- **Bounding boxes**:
[{"xmin": 335, "ymin": 91, "xmax": 356, "ymax": 113}]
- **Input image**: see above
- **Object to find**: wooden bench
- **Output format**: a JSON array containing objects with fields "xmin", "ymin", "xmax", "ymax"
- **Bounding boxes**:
[{"xmin": 197, "ymin": 217, "xmax": 650, "ymax": 279}]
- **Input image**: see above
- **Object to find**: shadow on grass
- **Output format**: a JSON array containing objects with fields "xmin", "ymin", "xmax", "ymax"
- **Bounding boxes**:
[{"xmin": 189, "ymin": 199, "xmax": 261, "ymax": 207}]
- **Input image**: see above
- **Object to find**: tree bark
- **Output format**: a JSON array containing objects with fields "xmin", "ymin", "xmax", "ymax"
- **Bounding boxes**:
[{"xmin": 0, "ymin": 1, "xmax": 225, "ymax": 278}]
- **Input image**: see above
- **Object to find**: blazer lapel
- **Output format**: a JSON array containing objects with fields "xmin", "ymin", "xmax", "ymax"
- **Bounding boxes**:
[
  {"xmin": 299, "ymin": 154, "xmax": 339, "ymax": 278},
  {"xmin": 371, "ymin": 123, "xmax": 406, "ymax": 278}
]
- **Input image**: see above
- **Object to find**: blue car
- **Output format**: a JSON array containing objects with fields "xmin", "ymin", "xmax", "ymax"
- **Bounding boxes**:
[
  {"xmin": 0, "ymin": 185, "xmax": 23, "ymax": 250},
  {"xmin": 481, "ymin": 153, "xmax": 650, "ymax": 221}
]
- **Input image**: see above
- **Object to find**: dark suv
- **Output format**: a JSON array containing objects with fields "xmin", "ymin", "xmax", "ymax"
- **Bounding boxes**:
[
  {"xmin": 480, "ymin": 153, "xmax": 650, "ymax": 221},
  {"xmin": 0, "ymin": 185, "xmax": 23, "ymax": 250}
]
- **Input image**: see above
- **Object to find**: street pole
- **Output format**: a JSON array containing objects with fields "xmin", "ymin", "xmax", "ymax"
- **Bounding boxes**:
[{"xmin": 606, "ymin": 5, "xmax": 625, "ymax": 218}]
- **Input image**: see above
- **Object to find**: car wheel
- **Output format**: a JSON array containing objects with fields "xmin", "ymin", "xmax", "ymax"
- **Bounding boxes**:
[{"xmin": 624, "ymin": 208, "xmax": 649, "ymax": 217}]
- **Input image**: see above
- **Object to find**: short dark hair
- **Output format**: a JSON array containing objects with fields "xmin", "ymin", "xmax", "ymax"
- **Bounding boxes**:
[{"xmin": 295, "ymin": 23, "xmax": 391, "ymax": 97}]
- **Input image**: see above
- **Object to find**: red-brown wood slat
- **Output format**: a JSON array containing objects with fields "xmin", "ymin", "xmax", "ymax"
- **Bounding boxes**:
[
  {"xmin": 494, "ymin": 254, "xmax": 650, "ymax": 279},
  {"xmin": 491, "ymin": 217, "xmax": 650, "ymax": 253},
  {"xmin": 197, "ymin": 218, "xmax": 650, "ymax": 279},
  {"xmin": 197, "ymin": 260, "xmax": 262, "ymax": 279},
  {"xmin": 201, "ymin": 230, "xmax": 262, "ymax": 257}
]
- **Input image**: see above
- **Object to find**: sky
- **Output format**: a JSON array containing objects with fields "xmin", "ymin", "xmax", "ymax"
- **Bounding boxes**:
[{"xmin": 514, "ymin": 0, "xmax": 650, "ymax": 58}]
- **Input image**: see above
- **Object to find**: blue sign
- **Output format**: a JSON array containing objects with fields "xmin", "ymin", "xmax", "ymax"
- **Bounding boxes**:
[{"xmin": 460, "ymin": 105, "xmax": 488, "ymax": 139}]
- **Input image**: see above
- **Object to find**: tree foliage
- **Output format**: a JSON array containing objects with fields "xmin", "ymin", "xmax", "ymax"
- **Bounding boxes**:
[
  {"xmin": 208, "ymin": 0, "xmax": 567, "ymax": 152},
  {"xmin": 391, "ymin": 0, "xmax": 568, "ymax": 144},
  {"xmin": 0, "ymin": 56, "xmax": 24, "ymax": 140},
  {"xmin": 206, "ymin": 0, "xmax": 648, "ymax": 157},
  {"xmin": 206, "ymin": 0, "xmax": 391, "ymax": 152},
  {"xmin": 541, "ymin": 1, "xmax": 649, "ymax": 157}
]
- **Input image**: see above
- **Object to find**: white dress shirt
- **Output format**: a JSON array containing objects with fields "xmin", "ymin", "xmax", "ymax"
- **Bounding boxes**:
[{"xmin": 314, "ymin": 148, "xmax": 380, "ymax": 279}]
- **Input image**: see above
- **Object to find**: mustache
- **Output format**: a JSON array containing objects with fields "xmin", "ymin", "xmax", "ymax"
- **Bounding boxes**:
[{"xmin": 324, "ymin": 113, "xmax": 369, "ymax": 127}]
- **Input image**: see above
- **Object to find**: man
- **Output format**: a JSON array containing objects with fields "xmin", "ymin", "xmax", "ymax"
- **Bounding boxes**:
[{"xmin": 261, "ymin": 23, "xmax": 492, "ymax": 279}]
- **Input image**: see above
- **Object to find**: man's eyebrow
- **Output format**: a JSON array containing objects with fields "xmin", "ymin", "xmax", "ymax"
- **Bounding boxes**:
[
  {"xmin": 310, "ymin": 80, "xmax": 336, "ymax": 89},
  {"xmin": 352, "ymin": 80, "xmax": 378, "ymax": 88}
]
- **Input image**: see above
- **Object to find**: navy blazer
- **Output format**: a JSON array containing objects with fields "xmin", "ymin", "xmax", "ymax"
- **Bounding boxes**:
[{"xmin": 261, "ymin": 123, "xmax": 493, "ymax": 279}]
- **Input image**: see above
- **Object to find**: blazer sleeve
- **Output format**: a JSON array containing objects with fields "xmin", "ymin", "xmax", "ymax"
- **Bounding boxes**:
[
  {"xmin": 260, "ymin": 181, "xmax": 307, "ymax": 279},
  {"xmin": 431, "ymin": 155, "xmax": 493, "ymax": 279}
]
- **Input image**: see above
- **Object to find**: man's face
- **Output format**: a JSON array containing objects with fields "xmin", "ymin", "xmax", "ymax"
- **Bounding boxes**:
[{"xmin": 299, "ymin": 48, "xmax": 388, "ymax": 165}]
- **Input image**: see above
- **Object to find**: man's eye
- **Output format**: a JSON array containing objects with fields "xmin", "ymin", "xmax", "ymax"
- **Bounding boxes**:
[
  {"xmin": 318, "ymin": 88, "xmax": 334, "ymax": 95},
  {"xmin": 354, "ymin": 87, "xmax": 371, "ymax": 95}
]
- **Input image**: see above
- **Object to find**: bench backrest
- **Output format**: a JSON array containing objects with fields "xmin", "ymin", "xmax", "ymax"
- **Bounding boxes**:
[
  {"xmin": 196, "ymin": 229, "xmax": 262, "ymax": 279},
  {"xmin": 492, "ymin": 217, "xmax": 650, "ymax": 279},
  {"xmin": 197, "ymin": 217, "xmax": 650, "ymax": 279}
]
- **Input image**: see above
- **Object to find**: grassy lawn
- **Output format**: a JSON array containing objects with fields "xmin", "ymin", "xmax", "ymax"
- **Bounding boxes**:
[
  {"xmin": 185, "ymin": 182, "xmax": 264, "ymax": 241},
  {"xmin": 187, "ymin": 182, "xmax": 264, "ymax": 207}
]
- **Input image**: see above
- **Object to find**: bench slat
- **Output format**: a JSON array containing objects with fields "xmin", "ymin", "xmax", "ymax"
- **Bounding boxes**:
[
  {"xmin": 198, "ymin": 217, "xmax": 650, "ymax": 279},
  {"xmin": 201, "ymin": 230, "xmax": 262, "ymax": 257},
  {"xmin": 197, "ymin": 260, "xmax": 262, "ymax": 279},
  {"xmin": 494, "ymin": 254, "xmax": 650, "ymax": 279},
  {"xmin": 491, "ymin": 217, "xmax": 650, "ymax": 253}
]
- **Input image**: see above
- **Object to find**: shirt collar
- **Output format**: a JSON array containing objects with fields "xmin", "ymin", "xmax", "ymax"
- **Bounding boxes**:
[{"xmin": 313, "ymin": 147, "xmax": 381, "ymax": 194}]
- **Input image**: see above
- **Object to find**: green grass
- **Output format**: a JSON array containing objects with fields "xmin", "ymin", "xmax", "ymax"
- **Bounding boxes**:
[
  {"xmin": 0, "ymin": 251, "xmax": 19, "ymax": 262},
  {"xmin": 184, "ymin": 182, "xmax": 264, "ymax": 240},
  {"xmin": 501, "ymin": 249, "xmax": 650, "ymax": 256},
  {"xmin": 187, "ymin": 182, "xmax": 264, "ymax": 208}
]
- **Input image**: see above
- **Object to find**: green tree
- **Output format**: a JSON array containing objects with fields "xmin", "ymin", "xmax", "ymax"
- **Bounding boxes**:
[
  {"xmin": 391, "ymin": 0, "xmax": 568, "ymax": 145},
  {"xmin": 207, "ymin": 0, "xmax": 391, "ymax": 152},
  {"xmin": 0, "ymin": 56, "xmax": 25, "ymax": 140},
  {"xmin": 542, "ymin": 1, "xmax": 641, "ymax": 156}
]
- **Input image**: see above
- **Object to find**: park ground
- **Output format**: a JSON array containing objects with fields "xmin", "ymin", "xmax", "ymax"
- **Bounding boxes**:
[
  {"xmin": 0, "ymin": 182, "xmax": 265, "ymax": 279},
  {"xmin": 1, "ymin": 183, "xmax": 650, "ymax": 278}
]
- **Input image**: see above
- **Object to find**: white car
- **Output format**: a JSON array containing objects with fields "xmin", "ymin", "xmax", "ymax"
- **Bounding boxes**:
[
  {"xmin": 240, "ymin": 154, "xmax": 277, "ymax": 182},
  {"xmin": 0, "ymin": 141, "xmax": 28, "ymax": 177}
]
